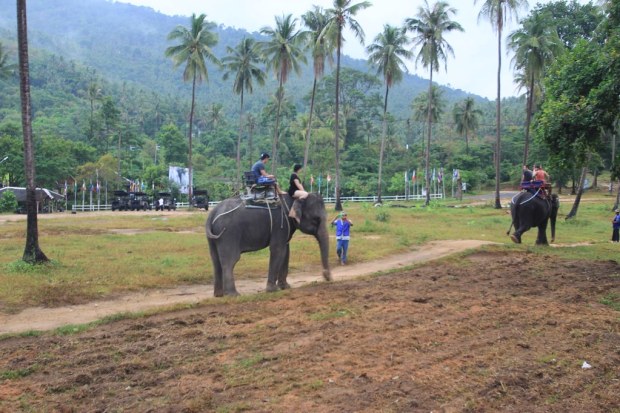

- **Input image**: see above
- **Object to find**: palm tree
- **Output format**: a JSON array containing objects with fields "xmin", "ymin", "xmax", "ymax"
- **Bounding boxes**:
[
  {"xmin": 412, "ymin": 85, "xmax": 446, "ymax": 171},
  {"xmin": 508, "ymin": 10, "xmax": 563, "ymax": 165},
  {"xmin": 165, "ymin": 13, "xmax": 220, "ymax": 203},
  {"xmin": 87, "ymin": 81, "xmax": 102, "ymax": 143},
  {"xmin": 302, "ymin": 6, "xmax": 334, "ymax": 178},
  {"xmin": 406, "ymin": 0, "xmax": 463, "ymax": 206},
  {"xmin": 222, "ymin": 38, "xmax": 266, "ymax": 189},
  {"xmin": 453, "ymin": 97, "xmax": 483, "ymax": 153},
  {"xmin": 17, "ymin": 0, "xmax": 48, "ymax": 263},
  {"xmin": 475, "ymin": 0, "xmax": 528, "ymax": 208},
  {"xmin": 367, "ymin": 24, "xmax": 412, "ymax": 204},
  {"xmin": 260, "ymin": 14, "xmax": 307, "ymax": 173},
  {"xmin": 0, "ymin": 41, "xmax": 16, "ymax": 79},
  {"xmin": 324, "ymin": 0, "xmax": 371, "ymax": 211}
]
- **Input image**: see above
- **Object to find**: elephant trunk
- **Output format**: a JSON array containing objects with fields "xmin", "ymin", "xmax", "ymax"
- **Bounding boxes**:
[{"xmin": 316, "ymin": 223, "xmax": 332, "ymax": 281}]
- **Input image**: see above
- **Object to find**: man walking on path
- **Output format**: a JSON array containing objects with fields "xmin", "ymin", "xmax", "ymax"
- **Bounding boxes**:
[{"xmin": 332, "ymin": 212, "xmax": 353, "ymax": 265}]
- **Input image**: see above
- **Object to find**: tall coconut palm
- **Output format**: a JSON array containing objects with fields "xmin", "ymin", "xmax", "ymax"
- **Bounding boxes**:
[
  {"xmin": 367, "ymin": 24, "xmax": 412, "ymax": 204},
  {"xmin": 324, "ymin": 0, "xmax": 371, "ymax": 211},
  {"xmin": 302, "ymin": 6, "xmax": 334, "ymax": 178},
  {"xmin": 508, "ymin": 10, "xmax": 563, "ymax": 165},
  {"xmin": 222, "ymin": 38, "xmax": 266, "ymax": 189},
  {"xmin": 412, "ymin": 85, "xmax": 446, "ymax": 171},
  {"xmin": 17, "ymin": 0, "xmax": 48, "ymax": 263},
  {"xmin": 475, "ymin": 0, "xmax": 528, "ymax": 208},
  {"xmin": 165, "ymin": 13, "xmax": 220, "ymax": 203},
  {"xmin": 453, "ymin": 97, "xmax": 483, "ymax": 153},
  {"xmin": 260, "ymin": 14, "xmax": 307, "ymax": 173},
  {"xmin": 406, "ymin": 0, "xmax": 463, "ymax": 206}
]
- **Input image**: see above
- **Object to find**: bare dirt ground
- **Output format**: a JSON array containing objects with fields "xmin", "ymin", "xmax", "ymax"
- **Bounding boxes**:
[{"xmin": 1, "ymin": 244, "xmax": 619, "ymax": 412}]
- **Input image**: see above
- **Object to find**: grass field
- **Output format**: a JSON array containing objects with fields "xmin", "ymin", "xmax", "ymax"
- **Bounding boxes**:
[{"xmin": 1, "ymin": 192, "xmax": 618, "ymax": 313}]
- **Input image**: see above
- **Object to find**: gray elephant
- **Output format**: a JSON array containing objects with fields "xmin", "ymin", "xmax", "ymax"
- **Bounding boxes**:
[
  {"xmin": 509, "ymin": 191, "xmax": 559, "ymax": 245},
  {"xmin": 206, "ymin": 193, "xmax": 332, "ymax": 296}
]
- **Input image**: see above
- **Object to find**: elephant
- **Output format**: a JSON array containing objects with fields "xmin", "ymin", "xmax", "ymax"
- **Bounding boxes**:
[
  {"xmin": 509, "ymin": 191, "xmax": 559, "ymax": 245},
  {"xmin": 205, "ymin": 192, "xmax": 332, "ymax": 296}
]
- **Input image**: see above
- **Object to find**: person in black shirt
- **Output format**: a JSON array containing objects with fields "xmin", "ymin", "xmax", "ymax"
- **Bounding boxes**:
[{"xmin": 288, "ymin": 164, "xmax": 308, "ymax": 199}]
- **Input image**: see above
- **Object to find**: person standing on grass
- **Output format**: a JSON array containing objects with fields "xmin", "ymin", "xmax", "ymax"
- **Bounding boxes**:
[
  {"xmin": 612, "ymin": 209, "xmax": 620, "ymax": 242},
  {"xmin": 331, "ymin": 212, "xmax": 353, "ymax": 265}
]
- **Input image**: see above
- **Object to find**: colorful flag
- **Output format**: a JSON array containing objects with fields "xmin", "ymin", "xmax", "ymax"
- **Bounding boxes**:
[
  {"xmin": 412, "ymin": 170, "xmax": 416, "ymax": 181},
  {"xmin": 326, "ymin": 174, "xmax": 331, "ymax": 183},
  {"xmin": 453, "ymin": 169, "xmax": 460, "ymax": 180},
  {"xmin": 82, "ymin": 180, "xmax": 86, "ymax": 192},
  {"xmin": 96, "ymin": 181, "xmax": 100, "ymax": 193},
  {"xmin": 432, "ymin": 168, "xmax": 436, "ymax": 182},
  {"xmin": 438, "ymin": 168, "xmax": 443, "ymax": 183},
  {"xmin": 310, "ymin": 175, "xmax": 315, "ymax": 185},
  {"xmin": 404, "ymin": 171, "xmax": 408, "ymax": 182}
]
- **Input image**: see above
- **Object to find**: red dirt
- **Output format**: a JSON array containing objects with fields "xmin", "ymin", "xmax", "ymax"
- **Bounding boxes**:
[{"xmin": 0, "ymin": 248, "xmax": 619, "ymax": 412}]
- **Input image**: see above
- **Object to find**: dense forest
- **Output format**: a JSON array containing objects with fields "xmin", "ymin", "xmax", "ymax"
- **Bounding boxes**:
[{"xmin": 0, "ymin": 0, "xmax": 617, "ymax": 204}]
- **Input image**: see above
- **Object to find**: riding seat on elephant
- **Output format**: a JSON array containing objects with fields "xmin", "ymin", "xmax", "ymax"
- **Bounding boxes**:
[
  {"xmin": 509, "ymin": 191, "xmax": 559, "ymax": 245},
  {"xmin": 206, "ymin": 192, "xmax": 332, "ymax": 297}
]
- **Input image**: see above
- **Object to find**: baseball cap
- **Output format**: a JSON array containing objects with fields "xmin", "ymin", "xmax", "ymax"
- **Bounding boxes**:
[{"xmin": 260, "ymin": 152, "xmax": 270, "ymax": 159}]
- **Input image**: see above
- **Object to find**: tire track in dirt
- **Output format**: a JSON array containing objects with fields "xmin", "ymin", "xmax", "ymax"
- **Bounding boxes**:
[{"xmin": 0, "ymin": 240, "xmax": 494, "ymax": 335}]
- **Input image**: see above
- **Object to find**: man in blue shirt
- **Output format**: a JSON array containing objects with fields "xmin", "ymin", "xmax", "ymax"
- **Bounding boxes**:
[
  {"xmin": 612, "ymin": 209, "xmax": 620, "ymax": 242},
  {"xmin": 252, "ymin": 152, "xmax": 276, "ymax": 185},
  {"xmin": 332, "ymin": 212, "xmax": 353, "ymax": 265}
]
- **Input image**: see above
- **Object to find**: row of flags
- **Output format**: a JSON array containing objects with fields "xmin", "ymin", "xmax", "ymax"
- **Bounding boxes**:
[
  {"xmin": 310, "ymin": 174, "xmax": 331, "ymax": 185},
  {"xmin": 404, "ymin": 168, "xmax": 461, "ymax": 183}
]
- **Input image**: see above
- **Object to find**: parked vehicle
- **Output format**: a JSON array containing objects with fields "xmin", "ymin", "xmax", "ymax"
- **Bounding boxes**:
[
  {"xmin": 154, "ymin": 192, "xmax": 176, "ymax": 211},
  {"xmin": 192, "ymin": 189, "xmax": 209, "ymax": 210},
  {"xmin": 129, "ymin": 192, "xmax": 151, "ymax": 211},
  {"xmin": 111, "ymin": 190, "xmax": 130, "ymax": 211}
]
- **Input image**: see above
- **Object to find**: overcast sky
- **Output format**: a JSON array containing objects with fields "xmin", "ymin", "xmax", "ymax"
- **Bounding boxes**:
[{"xmin": 117, "ymin": 0, "xmax": 589, "ymax": 100}]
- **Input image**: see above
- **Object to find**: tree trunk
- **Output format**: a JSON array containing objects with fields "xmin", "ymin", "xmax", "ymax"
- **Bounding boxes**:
[
  {"xmin": 377, "ymin": 84, "xmax": 389, "ymax": 204},
  {"xmin": 188, "ymin": 74, "xmax": 196, "ymax": 205},
  {"xmin": 17, "ymin": 0, "xmax": 48, "ymax": 264},
  {"xmin": 424, "ymin": 68, "xmax": 433, "ymax": 206},
  {"xmin": 271, "ymin": 81, "xmax": 283, "ymax": 174},
  {"xmin": 566, "ymin": 165, "xmax": 588, "ymax": 220},
  {"xmin": 334, "ymin": 27, "xmax": 343, "ymax": 211},
  {"xmin": 613, "ymin": 182, "xmax": 620, "ymax": 211},
  {"xmin": 494, "ymin": 27, "xmax": 502, "ymax": 209},
  {"xmin": 522, "ymin": 73, "xmax": 534, "ymax": 166},
  {"xmin": 303, "ymin": 76, "xmax": 318, "ymax": 181},
  {"xmin": 236, "ymin": 91, "xmax": 244, "ymax": 192}
]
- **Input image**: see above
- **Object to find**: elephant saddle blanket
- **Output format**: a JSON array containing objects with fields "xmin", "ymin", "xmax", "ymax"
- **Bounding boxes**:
[{"xmin": 519, "ymin": 181, "xmax": 551, "ymax": 200}]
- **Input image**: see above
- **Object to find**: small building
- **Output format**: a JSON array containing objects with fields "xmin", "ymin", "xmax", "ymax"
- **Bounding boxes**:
[{"xmin": 0, "ymin": 187, "xmax": 65, "ymax": 213}]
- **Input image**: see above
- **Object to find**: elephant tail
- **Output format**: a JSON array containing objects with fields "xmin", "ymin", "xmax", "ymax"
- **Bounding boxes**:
[{"xmin": 206, "ymin": 224, "xmax": 226, "ymax": 239}]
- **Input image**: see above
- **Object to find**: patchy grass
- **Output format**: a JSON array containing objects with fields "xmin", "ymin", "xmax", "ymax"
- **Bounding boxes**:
[{"xmin": 0, "ymin": 195, "xmax": 618, "ymax": 311}]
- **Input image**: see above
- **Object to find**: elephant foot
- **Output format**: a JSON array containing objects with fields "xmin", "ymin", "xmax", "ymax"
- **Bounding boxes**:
[
  {"xmin": 510, "ymin": 234, "xmax": 521, "ymax": 244},
  {"xmin": 266, "ymin": 282, "xmax": 279, "ymax": 293},
  {"xmin": 277, "ymin": 282, "xmax": 291, "ymax": 290},
  {"xmin": 323, "ymin": 270, "xmax": 333, "ymax": 281},
  {"xmin": 214, "ymin": 289, "xmax": 224, "ymax": 297},
  {"xmin": 223, "ymin": 289, "xmax": 240, "ymax": 297}
]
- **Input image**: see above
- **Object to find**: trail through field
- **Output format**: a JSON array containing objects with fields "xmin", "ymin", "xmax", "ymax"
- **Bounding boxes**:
[{"xmin": 0, "ymin": 239, "xmax": 492, "ymax": 335}]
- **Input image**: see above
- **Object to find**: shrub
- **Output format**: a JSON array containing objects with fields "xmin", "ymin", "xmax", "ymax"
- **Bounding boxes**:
[{"xmin": 0, "ymin": 191, "xmax": 17, "ymax": 213}]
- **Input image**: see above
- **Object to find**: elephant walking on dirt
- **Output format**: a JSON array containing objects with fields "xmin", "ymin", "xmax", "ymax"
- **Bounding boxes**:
[
  {"xmin": 206, "ymin": 193, "xmax": 332, "ymax": 296},
  {"xmin": 510, "ymin": 191, "xmax": 559, "ymax": 245}
]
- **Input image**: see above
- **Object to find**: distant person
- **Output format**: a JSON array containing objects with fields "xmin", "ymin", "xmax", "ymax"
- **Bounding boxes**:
[
  {"xmin": 288, "ymin": 164, "xmax": 308, "ymax": 200},
  {"xmin": 158, "ymin": 197, "xmax": 164, "ymax": 211},
  {"xmin": 522, "ymin": 165, "xmax": 533, "ymax": 182},
  {"xmin": 331, "ymin": 212, "xmax": 353, "ymax": 265},
  {"xmin": 252, "ymin": 153, "xmax": 275, "ymax": 185},
  {"xmin": 612, "ymin": 209, "xmax": 620, "ymax": 242}
]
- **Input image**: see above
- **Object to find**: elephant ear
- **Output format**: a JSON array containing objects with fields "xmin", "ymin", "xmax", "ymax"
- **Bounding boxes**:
[{"xmin": 290, "ymin": 199, "xmax": 303, "ymax": 225}]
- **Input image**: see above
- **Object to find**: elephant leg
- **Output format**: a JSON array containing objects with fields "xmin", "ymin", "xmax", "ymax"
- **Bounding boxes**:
[
  {"xmin": 536, "ymin": 220, "xmax": 549, "ymax": 245},
  {"xmin": 266, "ymin": 243, "xmax": 289, "ymax": 292},
  {"xmin": 510, "ymin": 226, "xmax": 523, "ymax": 244},
  {"xmin": 219, "ymin": 247, "xmax": 241, "ymax": 296},
  {"xmin": 277, "ymin": 244, "xmax": 291, "ymax": 290}
]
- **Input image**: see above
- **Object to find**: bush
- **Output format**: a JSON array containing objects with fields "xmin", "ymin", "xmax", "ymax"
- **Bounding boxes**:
[{"xmin": 0, "ymin": 191, "xmax": 18, "ymax": 212}]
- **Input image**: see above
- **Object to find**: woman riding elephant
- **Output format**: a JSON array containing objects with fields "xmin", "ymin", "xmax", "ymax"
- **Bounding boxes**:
[
  {"xmin": 206, "ymin": 192, "xmax": 331, "ymax": 296},
  {"xmin": 510, "ymin": 191, "xmax": 559, "ymax": 245}
]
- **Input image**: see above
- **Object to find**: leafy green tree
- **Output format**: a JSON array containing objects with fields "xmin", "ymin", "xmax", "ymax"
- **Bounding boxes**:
[
  {"xmin": 531, "ymin": 0, "xmax": 603, "ymax": 49},
  {"xmin": 222, "ymin": 37, "xmax": 266, "ymax": 188},
  {"xmin": 0, "ymin": 41, "xmax": 16, "ymax": 79},
  {"xmin": 86, "ymin": 81, "xmax": 102, "ymax": 142},
  {"xmin": 453, "ymin": 97, "xmax": 483, "ymax": 153},
  {"xmin": 324, "ymin": 0, "xmax": 372, "ymax": 210},
  {"xmin": 260, "ymin": 14, "xmax": 307, "ymax": 172},
  {"xmin": 0, "ymin": 190, "xmax": 17, "ymax": 213},
  {"xmin": 158, "ymin": 123, "xmax": 188, "ymax": 165},
  {"xmin": 367, "ymin": 24, "xmax": 412, "ymax": 203},
  {"xmin": 302, "ymin": 6, "xmax": 334, "ymax": 176},
  {"xmin": 508, "ymin": 9, "xmax": 563, "ymax": 165},
  {"xmin": 16, "ymin": 0, "xmax": 48, "ymax": 263},
  {"xmin": 165, "ymin": 13, "xmax": 220, "ymax": 202},
  {"xmin": 406, "ymin": 0, "xmax": 463, "ymax": 205}
]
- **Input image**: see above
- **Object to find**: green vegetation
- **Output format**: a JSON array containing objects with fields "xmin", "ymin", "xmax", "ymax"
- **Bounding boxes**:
[{"xmin": 0, "ymin": 190, "xmax": 17, "ymax": 212}]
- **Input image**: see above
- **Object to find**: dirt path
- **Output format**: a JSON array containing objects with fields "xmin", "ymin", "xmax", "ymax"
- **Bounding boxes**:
[{"xmin": 0, "ymin": 239, "xmax": 492, "ymax": 335}]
